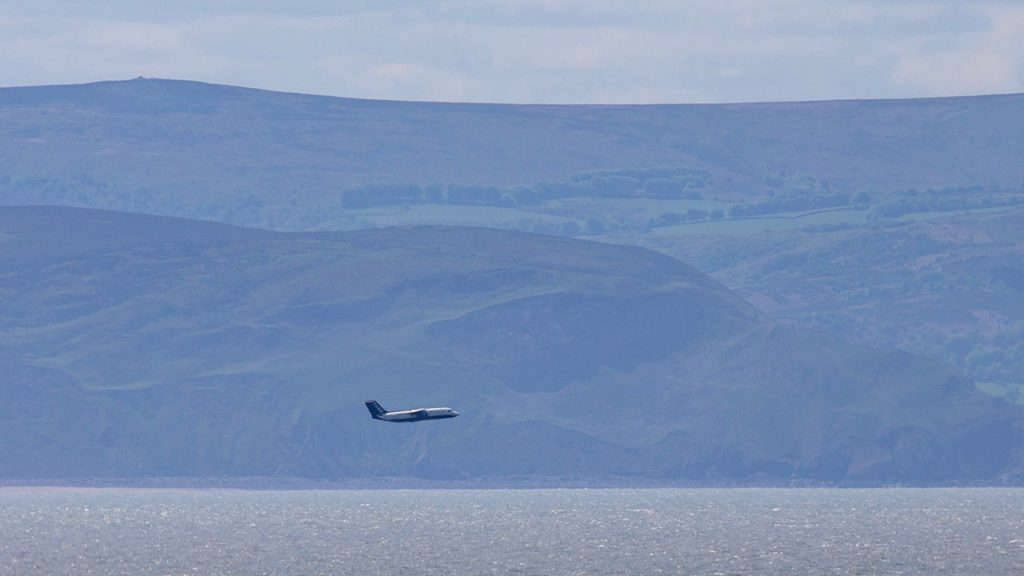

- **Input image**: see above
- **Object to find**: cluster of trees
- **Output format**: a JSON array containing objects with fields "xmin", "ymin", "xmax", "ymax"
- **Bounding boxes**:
[
  {"xmin": 11, "ymin": 169, "xmax": 1021, "ymax": 243},
  {"xmin": 707, "ymin": 182, "xmax": 1024, "ymax": 224},
  {"xmin": 569, "ymin": 168, "xmax": 710, "ymax": 199},
  {"xmin": 339, "ymin": 168, "xmax": 713, "ymax": 209},
  {"xmin": 648, "ymin": 208, "xmax": 726, "ymax": 227},
  {"xmin": 727, "ymin": 192, "xmax": 858, "ymax": 219},
  {"xmin": 866, "ymin": 186, "xmax": 1024, "ymax": 221},
  {"xmin": 961, "ymin": 333, "xmax": 1024, "ymax": 386}
]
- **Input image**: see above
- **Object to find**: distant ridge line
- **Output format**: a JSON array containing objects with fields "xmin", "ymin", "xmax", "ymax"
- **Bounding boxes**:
[{"xmin": 1, "ymin": 76, "xmax": 1022, "ymax": 108}]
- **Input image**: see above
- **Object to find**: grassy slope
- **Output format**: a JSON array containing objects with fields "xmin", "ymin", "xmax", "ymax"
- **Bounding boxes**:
[
  {"xmin": 3, "ymin": 83, "xmax": 1022, "ymax": 386},
  {"xmin": 2, "ymin": 79, "xmax": 1023, "ymax": 227},
  {"xmin": 1, "ymin": 206, "xmax": 1021, "ymax": 483},
  {"xmin": 622, "ymin": 206, "xmax": 1024, "ymax": 396},
  {"xmin": 4, "ymin": 81, "xmax": 1024, "ymax": 480}
]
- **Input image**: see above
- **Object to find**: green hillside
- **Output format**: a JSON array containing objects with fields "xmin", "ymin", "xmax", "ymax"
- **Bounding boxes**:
[
  {"xmin": 2, "ymin": 78, "xmax": 1023, "ymax": 233},
  {"xmin": 1, "ymin": 206, "xmax": 1020, "ymax": 483},
  {"xmin": 622, "ymin": 205, "xmax": 1024, "ymax": 402},
  {"xmin": 3, "ymin": 80, "xmax": 1024, "ymax": 483}
]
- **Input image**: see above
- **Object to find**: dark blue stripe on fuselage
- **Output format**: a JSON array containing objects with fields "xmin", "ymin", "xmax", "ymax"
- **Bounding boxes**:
[
  {"xmin": 384, "ymin": 413, "xmax": 458, "ymax": 422},
  {"xmin": 410, "ymin": 413, "xmax": 457, "ymax": 421}
]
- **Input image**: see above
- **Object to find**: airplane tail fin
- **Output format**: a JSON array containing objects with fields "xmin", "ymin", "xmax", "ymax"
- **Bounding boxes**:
[{"xmin": 364, "ymin": 400, "xmax": 387, "ymax": 419}]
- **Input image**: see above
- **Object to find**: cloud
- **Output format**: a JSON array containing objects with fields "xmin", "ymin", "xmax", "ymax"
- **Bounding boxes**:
[
  {"xmin": 888, "ymin": 4, "xmax": 1024, "ymax": 96},
  {"xmin": 0, "ymin": 1, "xmax": 1021, "ymax": 103}
]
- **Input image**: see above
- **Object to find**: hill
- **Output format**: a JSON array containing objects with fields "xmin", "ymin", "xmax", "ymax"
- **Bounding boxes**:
[
  {"xmin": 1, "ymin": 206, "xmax": 1021, "ymax": 483},
  {"xmin": 626, "ymin": 206, "xmax": 1024, "ymax": 403},
  {"xmin": 4, "ymin": 79, "xmax": 1024, "ymax": 459},
  {"xmin": 2, "ymin": 78, "xmax": 1023, "ymax": 232}
]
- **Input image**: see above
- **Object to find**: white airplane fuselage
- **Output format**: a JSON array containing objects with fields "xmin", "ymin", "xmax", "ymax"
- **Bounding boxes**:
[{"xmin": 365, "ymin": 400, "xmax": 459, "ymax": 422}]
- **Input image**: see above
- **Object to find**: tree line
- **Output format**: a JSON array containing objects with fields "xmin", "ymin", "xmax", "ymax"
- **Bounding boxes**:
[{"xmin": 338, "ymin": 168, "xmax": 712, "ymax": 209}]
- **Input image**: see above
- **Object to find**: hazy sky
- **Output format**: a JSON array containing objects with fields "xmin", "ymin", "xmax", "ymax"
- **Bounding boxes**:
[{"xmin": 1, "ymin": 0, "xmax": 1022, "ymax": 103}]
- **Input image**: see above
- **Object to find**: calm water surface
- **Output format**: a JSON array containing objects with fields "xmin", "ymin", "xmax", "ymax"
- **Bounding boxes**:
[{"xmin": 0, "ymin": 488, "xmax": 1022, "ymax": 575}]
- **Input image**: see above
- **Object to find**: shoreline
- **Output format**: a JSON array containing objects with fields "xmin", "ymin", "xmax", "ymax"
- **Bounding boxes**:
[{"xmin": 2, "ymin": 476, "xmax": 1022, "ymax": 491}]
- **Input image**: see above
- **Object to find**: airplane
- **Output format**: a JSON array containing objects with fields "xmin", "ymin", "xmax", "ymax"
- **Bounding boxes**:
[{"xmin": 364, "ymin": 400, "xmax": 460, "ymax": 423}]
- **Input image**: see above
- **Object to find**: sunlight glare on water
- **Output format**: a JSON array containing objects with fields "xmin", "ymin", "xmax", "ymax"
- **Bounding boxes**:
[{"xmin": 0, "ymin": 488, "xmax": 1022, "ymax": 575}]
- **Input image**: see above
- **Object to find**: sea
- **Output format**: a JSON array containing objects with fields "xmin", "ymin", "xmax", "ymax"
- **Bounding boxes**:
[{"xmin": 0, "ymin": 488, "xmax": 1021, "ymax": 575}]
